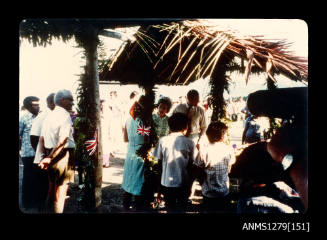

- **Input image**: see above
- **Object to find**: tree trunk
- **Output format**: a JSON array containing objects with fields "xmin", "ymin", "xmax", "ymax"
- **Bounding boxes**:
[
  {"xmin": 209, "ymin": 55, "xmax": 231, "ymax": 122},
  {"xmin": 83, "ymin": 28, "xmax": 103, "ymax": 212}
]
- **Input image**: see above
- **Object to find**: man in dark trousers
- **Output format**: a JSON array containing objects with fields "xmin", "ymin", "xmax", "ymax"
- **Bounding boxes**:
[
  {"xmin": 29, "ymin": 93, "xmax": 55, "ymax": 212},
  {"xmin": 19, "ymin": 96, "xmax": 40, "ymax": 212}
]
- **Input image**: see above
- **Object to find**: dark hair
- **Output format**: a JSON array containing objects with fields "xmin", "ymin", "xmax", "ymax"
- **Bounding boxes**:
[
  {"xmin": 206, "ymin": 121, "xmax": 228, "ymax": 143},
  {"xmin": 229, "ymin": 141, "xmax": 283, "ymax": 184},
  {"xmin": 46, "ymin": 93, "xmax": 55, "ymax": 105},
  {"xmin": 133, "ymin": 95, "xmax": 154, "ymax": 125},
  {"xmin": 130, "ymin": 91, "xmax": 139, "ymax": 99},
  {"xmin": 187, "ymin": 89, "xmax": 199, "ymax": 100},
  {"xmin": 23, "ymin": 96, "xmax": 39, "ymax": 109},
  {"xmin": 168, "ymin": 112, "xmax": 188, "ymax": 132},
  {"xmin": 157, "ymin": 96, "xmax": 172, "ymax": 113}
]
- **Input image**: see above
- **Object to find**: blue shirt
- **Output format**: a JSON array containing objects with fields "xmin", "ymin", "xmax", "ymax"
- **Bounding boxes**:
[
  {"xmin": 19, "ymin": 112, "xmax": 36, "ymax": 157},
  {"xmin": 244, "ymin": 116, "xmax": 261, "ymax": 143}
]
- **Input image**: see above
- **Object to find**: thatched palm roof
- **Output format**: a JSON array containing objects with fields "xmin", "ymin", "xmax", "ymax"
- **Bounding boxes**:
[{"xmin": 99, "ymin": 19, "xmax": 308, "ymax": 86}]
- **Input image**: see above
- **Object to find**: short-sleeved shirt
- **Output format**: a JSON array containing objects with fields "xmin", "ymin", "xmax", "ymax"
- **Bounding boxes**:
[
  {"xmin": 19, "ymin": 112, "xmax": 37, "ymax": 157},
  {"xmin": 30, "ymin": 109, "xmax": 50, "ymax": 136},
  {"xmin": 173, "ymin": 103, "xmax": 207, "ymax": 138},
  {"xmin": 152, "ymin": 113, "xmax": 169, "ymax": 138},
  {"xmin": 194, "ymin": 142, "xmax": 236, "ymax": 198},
  {"xmin": 152, "ymin": 132, "xmax": 196, "ymax": 188},
  {"xmin": 41, "ymin": 106, "xmax": 75, "ymax": 149},
  {"xmin": 244, "ymin": 116, "xmax": 261, "ymax": 143}
]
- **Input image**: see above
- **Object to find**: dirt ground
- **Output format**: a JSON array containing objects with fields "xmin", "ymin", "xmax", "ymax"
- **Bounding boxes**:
[{"xmin": 63, "ymin": 153, "xmax": 208, "ymax": 214}]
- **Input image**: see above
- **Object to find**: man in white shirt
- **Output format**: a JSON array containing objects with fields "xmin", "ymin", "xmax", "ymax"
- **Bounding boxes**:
[
  {"xmin": 173, "ymin": 89, "xmax": 207, "ymax": 148},
  {"xmin": 173, "ymin": 89, "xmax": 207, "ymax": 199},
  {"xmin": 29, "ymin": 93, "xmax": 55, "ymax": 212},
  {"xmin": 38, "ymin": 89, "xmax": 75, "ymax": 213},
  {"xmin": 30, "ymin": 93, "xmax": 55, "ymax": 152}
]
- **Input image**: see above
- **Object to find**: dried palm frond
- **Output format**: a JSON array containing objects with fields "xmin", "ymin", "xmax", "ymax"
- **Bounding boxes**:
[
  {"xmin": 244, "ymin": 49, "xmax": 254, "ymax": 85},
  {"xmin": 151, "ymin": 19, "xmax": 307, "ymax": 84},
  {"xmin": 102, "ymin": 19, "xmax": 308, "ymax": 86},
  {"xmin": 168, "ymin": 37, "xmax": 198, "ymax": 81}
]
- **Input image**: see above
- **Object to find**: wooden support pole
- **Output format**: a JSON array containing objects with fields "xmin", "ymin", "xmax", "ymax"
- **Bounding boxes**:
[
  {"xmin": 83, "ymin": 27, "xmax": 103, "ymax": 211},
  {"xmin": 209, "ymin": 55, "xmax": 230, "ymax": 122}
]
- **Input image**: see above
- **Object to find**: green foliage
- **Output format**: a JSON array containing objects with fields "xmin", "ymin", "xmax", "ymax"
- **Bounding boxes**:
[
  {"xmin": 74, "ymin": 55, "xmax": 98, "ymax": 211},
  {"xmin": 19, "ymin": 19, "xmax": 77, "ymax": 47},
  {"xmin": 97, "ymin": 40, "xmax": 111, "ymax": 72},
  {"xmin": 209, "ymin": 56, "xmax": 230, "ymax": 122},
  {"xmin": 74, "ymin": 72, "xmax": 96, "ymax": 210},
  {"xmin": 264, "ymin": 118, "xmax": 282, "ymax": 140}
]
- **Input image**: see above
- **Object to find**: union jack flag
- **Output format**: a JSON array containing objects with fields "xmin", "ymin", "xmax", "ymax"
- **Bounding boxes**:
[
  {"xmin": 85, "ymin": 131, "xmax": 97, "ymax": 156},
  {"xmin": 136, "ymin": 124, "xmax": 151, "ymax": 136}
]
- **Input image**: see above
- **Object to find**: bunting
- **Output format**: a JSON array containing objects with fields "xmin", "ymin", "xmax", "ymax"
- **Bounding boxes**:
[{"xmin": 85, "ymin": 131, "xmax": 97, "ymax": 156}]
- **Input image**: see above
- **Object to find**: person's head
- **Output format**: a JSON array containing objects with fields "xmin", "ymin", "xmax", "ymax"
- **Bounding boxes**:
[
  {"xmin": 178, "ymin": 96, "xmax": 184, "ymax": 104},
  {"xmin": 100, "ymin": 99, "xmax": 105, "ymax": 111},
  {"xmin": 110, "ymin": 91, "xmax": 117, "ymax": 99},
  {"xmin": 130, "ymin": 90, "xmax": 139, "ymax": 99},
  {"xmin": 157, "ymin": 97, "xmax": 172, "ymax": 118},
  {"xmin": 168, "ymin": 112, "xmax": 188, "ymax": 133},
  {"xmin": 23, "ymin": 96, "xmax": 40, "ymax": 116},
  {"xmin": 206, "ymin": 121, "xmax": 228, "ymax": 143},
  {"xmin": 46, "ymin": 93, "xmax": 56, "ymax": 110},
  {"xmin": 186, "ymin": 89, "xmax": 200, "ymax": 107},
  {"xmin": 54, "ymin": 89, "xmax": 74, "ymax": 111},
  {"xmin": 268, "ymin": 122, "xmax": 306, "ymax": 159},
  {"xmin": 133, "ymin": 95, "xmax": 152, "ymax": 118},
  {"xmin": 136, "ymin": 95, "xmax": 147, "ymax": 109}
]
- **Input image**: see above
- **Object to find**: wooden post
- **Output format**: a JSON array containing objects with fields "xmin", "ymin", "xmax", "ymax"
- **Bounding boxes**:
[
  {"xmin": 83, "ymin": 27, "xmax": 103, "ymax": 211},
  {"xmin": 209, "ymin": 55, "xmax": 230, "ymax": 122}
]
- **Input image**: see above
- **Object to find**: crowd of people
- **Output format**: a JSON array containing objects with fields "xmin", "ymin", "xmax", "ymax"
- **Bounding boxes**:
[
  {"xmin": 19, "ymin": 91, "xmax": 76, "ymax": 213},
  {"xmin": 19, "ymin": 87, "xmax": 307, "ymax": 214}
]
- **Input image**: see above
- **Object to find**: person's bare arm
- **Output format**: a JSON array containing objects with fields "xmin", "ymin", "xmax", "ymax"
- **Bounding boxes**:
[
  {"xmin": 267, "ymin": 129, "xmax": 308, "ymax": 211},
  {"xmin": 197, "ymin": 110, "xmax": 207, "ymax": 148},
  {"xmin": 289, "ymin": 160, "xmax": 308, "ymax": 211},
  {"xmin": 38, "ymin": 136, "xmax": 45, "ymax": 159},
  {"xmin": 38, "ymin": 137, "xmax": 68, "ymax": 170},
  {"xmin": 242, "ymin": 121, "xmax": 249, "ymax": 145},
  {"xmin": 123, "ymin": 123, "xmax": 129, "ymax": 142}
]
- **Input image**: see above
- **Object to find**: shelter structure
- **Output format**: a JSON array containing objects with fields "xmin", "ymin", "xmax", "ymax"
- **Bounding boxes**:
[
  {"xmin": 19, "ymin": 18, "xmax": 182, "ymax": 212},
  {"xmin": 100, "ymin": 19, "xmax": 308, "ymax": 120},
  {"xmin": 19, "ymin": 18, "xmax": 308, "ymax": 212}
]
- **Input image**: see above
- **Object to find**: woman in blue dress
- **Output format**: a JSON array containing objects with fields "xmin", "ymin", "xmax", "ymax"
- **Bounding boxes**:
[{"xmin": 122, "ymin": 95, "xmax": 157, "ymax": 211}]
